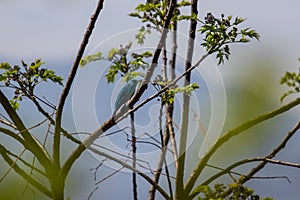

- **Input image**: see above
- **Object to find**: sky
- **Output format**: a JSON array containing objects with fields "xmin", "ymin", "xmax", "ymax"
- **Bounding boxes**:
[{"xmin": 1, "ymin": 0, "xmax": 300, "ymax": 199}]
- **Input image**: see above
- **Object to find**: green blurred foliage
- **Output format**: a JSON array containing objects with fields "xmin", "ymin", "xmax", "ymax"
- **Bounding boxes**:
[
  {"xmin": 0, "ymin": 175, "xmax": 45, "ymax": 200},
  {"xmin": 187, "ymin": 55, "xmax": 297, "ymax": 198}
]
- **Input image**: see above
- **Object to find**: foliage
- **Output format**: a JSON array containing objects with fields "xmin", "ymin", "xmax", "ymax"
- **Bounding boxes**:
[
  {"xmin": 135, "ymin": 25, "xmax": 152, "ymax": 45},
  {"xmin": 280, "ymin": 63, "xmax": 300, "ymax": 102},
  {"xmin": 80, "ymin": 52, "xmax": 104, "ymax": 67},
  {"xmin": 105, "ymin": 42, "xmax": 152, "ymax": 83},
  {"xmin": 195, "ymin": 183, "xmax": 272, "ymax": 200},
  {"xmin": 153, "ymin": 74, "xmax": 199, "ymax": 105},
  {"xmin": 129, "ymin": 0, "xmax": 192, "ymax": 44},
  {"xmin": 0, "ymin": 59, "xmax": 63, "ymax": 110},
  {"xmin": 129, "ymin": 1, "xmax": 191, "ymax": 30},
  {"xmin": 80, "ymin": 42, "xmax": 152, "ymax": 83},
  {"xmin": 200, "ymin": 13, "xmax": 260, "ymax": 64}
]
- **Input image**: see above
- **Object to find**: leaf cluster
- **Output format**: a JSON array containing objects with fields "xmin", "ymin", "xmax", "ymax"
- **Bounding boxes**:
[
  {"xmin": 200, "ymin": 13, "xmax": 260, "ymax": 64},
  {"xmin": 280, "ymin": 65, "xmax": 300, "ymax": 102},
  {"xmin": 130, "ymin": 0, "xmax": 192, "ymax": 41},
  {"xmin": 80, "ymin": 43, "xmax": 152, "ymax": 83},
  {"xmin": 80, "ymin": 52, "xmax": 104, "ymax": 67},
  {"xmin": 153, "ymin": 75, "xmax": 199, "ymax": 105},
  {"xmin": 106, "ymin": 43, "xmax": 152, "ymax": 83},
  {"xmin": 196, "ymin": 183, "xmax": 272, "ymax": 200},
  {"xmin": 0, "ymin": 59, "xmax": 63, "ymax": 110}
]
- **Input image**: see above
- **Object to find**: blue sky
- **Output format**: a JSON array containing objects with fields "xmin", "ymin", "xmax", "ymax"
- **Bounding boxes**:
[{"xmin": 1, "ymin": 0, "xmax": 300, "ymax": 199}]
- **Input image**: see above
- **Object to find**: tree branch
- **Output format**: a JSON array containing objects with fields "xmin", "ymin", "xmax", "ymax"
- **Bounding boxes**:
[
  {"xmin": 0, "ymin": 90, "xmax": 53, "ymax": 172},
  {"xmin": 238, "ymin": 118, "xmax": 300, "ymax": 184},
  {"xmin": 189, "ymin": 118, "xmax": 300, "ymax": 199},
  {"xmin": 176, "ymin": 0, "xmax": 198, "ymax": 198},
  {"xmin": 61, "ymin": 0, "xmax": 177, "ymax": 182},
  {"xmin": 265, "ymin": 158, "xmax": 300, "ymax": 168},
  {"xmin": 0, "ymin": 144, "xmax": 52, "ymax": 197},
  {"xmin": 53, "ymin": 0, "xmax": 105, "ymax": 166},
  {"xmin": 0, "ymin": 117, "xmax": 17, "ymax": 129},
  {"xmin": 148, "ymin": 104, "xmax": 173, "ymax": 200},
  {"xmin": 184, "ymin": 98, "xmax": 300, "ymax": 195},
  {"xmin": 130, "ymin": 109, "xmax": 138, "ymax": 200},
  {"xmin": 168, "ymin": 21, "xmax": 179, "ymax": 169},
  {"xmin": 86, "ymin": 146, "xmax": 170, "ymax": 199}
]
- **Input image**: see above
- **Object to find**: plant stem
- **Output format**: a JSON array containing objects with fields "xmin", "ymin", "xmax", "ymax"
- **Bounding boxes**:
[
  {"xmin": 175, "ymin": 0, "xmax": 198, "ymax": 199},
  {"xmin": 53, "ymin": 0, "xmax": 105, "ymax": 167}
]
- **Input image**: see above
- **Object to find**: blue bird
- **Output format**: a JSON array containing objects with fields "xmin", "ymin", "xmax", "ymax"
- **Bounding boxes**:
[{"xmin": 113, "ymin": 79, "xmax": 140, "ymax": 114}]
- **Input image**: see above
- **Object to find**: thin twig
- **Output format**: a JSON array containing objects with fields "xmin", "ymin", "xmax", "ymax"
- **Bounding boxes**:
[
  {"xmin": 0, "ymin": 148, "xmax": 26, "ymax": 182},
  {"xmin": 0, "ymin": 144, "xmax": 52, "ymax": 197},
  {"xmin": 0, "ymin": 116, "xmax": 17, "ymax": 129},
  {"xmin": 95, "ymin": 167, "xmax": 124, "ymax": 185},
  {"xmin": 191, "ymin": 109, "xmax": 210, "ymax": 148},
  {"xmin": 92, "ymin": 143, "xmax": 152, "ymax": 170},
  {"xmin": 265, "ymin": 158, "xmax": 300, "ymax": 168},
  {"xmin": 17, "ymin": 117, "xmax": 48, "ymax": 135},
  {"xmin": 90, "ymin": 158, "xmax": 107, "ymax": 181},
  {"xmin": 87, "ymin": 186, "xmax": 99, "ymax": 200},
  {"xmin": 239, "ymin": 118, "xmax": 300, "ymax": 184},
  {"xmin": 86, "ymin": 145, "xmax": 170, "ymax": 199}
]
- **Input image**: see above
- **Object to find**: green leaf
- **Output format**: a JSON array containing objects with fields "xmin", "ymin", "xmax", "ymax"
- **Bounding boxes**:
[
  {"xmin": 40, "ymin": 69, "xmax": 64, "ymax": 85},
  {"xmin": 192, "ymin": 185, "xmax": 210, "ymax": 194},
  {"xmin": 0, "ymin": 74, "xmax": 7, "ymax": 81},
  {"xmin": 108, "ymin": 48, "xmax": 119, "ymax": 60},
  {"xmin": 30, "ymin": 59, "xmax": 45, "ymax": 70},
  {"xmin": 233, "ymin": 17, "xmax": 245, "ymax": 25},
  {"xmin": 180, "ymin": 83, "xmax": 200, "ymax": 96},
  {"xmin": 0, "ymin": 62, "xmax": 11, "ymax": 70},
  {"xmin": 9, "ymin": 99, "xmax": 20, "ymax": 111},
  {"xmin": 123, "ymin": 72, "xmax": 144, "ymax": 82},
  {"xmin": 80, "ymin": 52, "xmax": 104, "ymax": 67},
  {"xmin": 280, "ymin": 67, "xmax": 300, "ymax": 101},
  {"xmin": 177, "ymin": 0, "xmax": 192, "ymax": 7}
]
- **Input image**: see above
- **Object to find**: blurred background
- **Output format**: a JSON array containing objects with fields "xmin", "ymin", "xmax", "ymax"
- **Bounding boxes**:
[{"xmin": 1, "ymin": 0, "xmax": 300, "ymax": 199}]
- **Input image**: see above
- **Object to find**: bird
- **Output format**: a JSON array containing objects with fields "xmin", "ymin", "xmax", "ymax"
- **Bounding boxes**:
[{"xmin": 113, "ymin": 79, "xmax": 140, "ymax": 114}]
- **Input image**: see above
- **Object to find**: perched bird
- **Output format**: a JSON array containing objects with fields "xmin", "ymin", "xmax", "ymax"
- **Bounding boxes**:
[{"xmin": 113, "ymin": 79, "xmax": 140, "ymax": 114}]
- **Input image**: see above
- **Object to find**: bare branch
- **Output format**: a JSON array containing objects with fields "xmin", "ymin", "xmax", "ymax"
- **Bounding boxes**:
[
  {"xmin": 95, "ymin": 167, "xmax": 124, "ymax": 185},
  {"xmin": 0, "ymin": 90, "xmax": 53, "ymax": 169},
  {"xmin": 0, "ymin": 144, "xmax": 52, "ymax": 197},
  {"xmin": 0, "ymin": 148, "xmax": 26, "ymax": 182},
  {"xmin": 239, "ymin": 118, "xmax": 300, "ymax": 184},
  {"xmin": 176, "ymin": 0, "xmax": 198, "ymax": 198},
  {"xmin": 61, "ymin": 0, "xmax": 177, "ymax": 183},
  {"xmin": 184, "ymin": 98, "xmax": 300, "ymax": 195},
  {"xmin": 205, "ymin": 163, "xmax": 291, "ymax": 183},
  {"xmin": 265, "ymin": 158, "xmax": 300, "ymax": 168},
  {"xmin": 4, "ymin": 148, "xmax": 46, "ymax": 177},
  {"xmin": 86, "ymin": 146, "xmax": 170, "ymax": 199},
  {"xmin": 53, "ymin": 0, "xmax": 105, "ymax": 166},
  {"xmin": 168, "ymin": 22, "xmax": 179, "ymax": 169},
  {"xmin": 130, "ymin": 109, "xmax": 138, "ymax": 200},
  {"xmin": 189, "ymin": 156, "xmax": 295, "ymax": 199},
  {"xmin": 0, "ymin": 116, "xmax": 17, "ymax": 129},
  {"xmin": 148, "ymin": 104, "xmax": 173, "ymax": 200}
]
